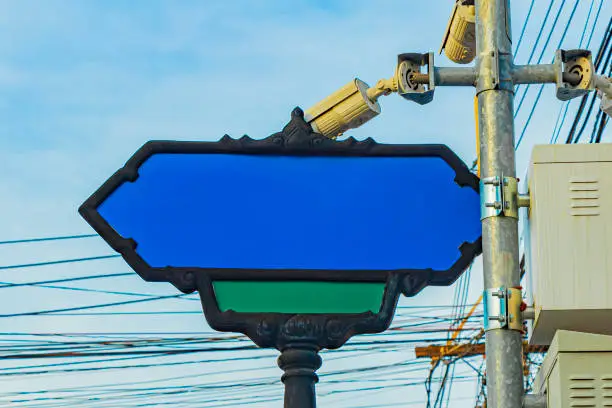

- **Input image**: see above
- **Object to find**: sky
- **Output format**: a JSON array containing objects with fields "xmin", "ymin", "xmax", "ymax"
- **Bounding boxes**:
[{"xmin": 0, "ymin": 0, "xmax": 610, "ymax": 407}]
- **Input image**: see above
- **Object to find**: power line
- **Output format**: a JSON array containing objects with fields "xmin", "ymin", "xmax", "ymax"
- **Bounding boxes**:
[
  {"xmin": 0, "ymin": 280, "xmax": 200, "ymax": 301},
  {"xmin": 591, "ymin": 60, "xmax": 612, "ymax": 143},
  {"xmin": 514, "ymin": 0, "xmax": 536, "ymax": 56},
  {"xmin": 514, "ymin": 0, "xmax": 571, "ymax": 118},
  {"xmin": 578, "ymin": 0, "xmax": 596, "ymax": 47},
  {"xmin": 573, "ymin": 40, "xmax": 612, "ymax": 143},
  {"xmin": 28, "ymin": 311, "xmax": 201, "ymax": 316},
  {"xmin": 0, "ymin": 234, "xmax": 97, "ymax": 245},
  {"xmin": 0, "ymin": 272, "xmax": 133, "ymax": 289},
  {"xmin": 594, "ymin": 114, "xmax": 609, "ymax": 143},
  {"xmin": 0, "ymin": 254, "xmax": 121, "ymax": 271},
  {"xmin": 586, "ymin": 0, "xmax": 606, "ymax": 48},
  {"xmin": 0, "ymin": 294, "xmax": 185, "ymax": 318},
  {"xmin": 515, "ymin": 0, "xmax": 581, "ymax": 149},
  {"xmin": 517, "ymin": 0, "xmax": 557, "ymax": 66},
  {"xmin": 550, "ymin": 102, "xmax": 571, "ymax": 143}
]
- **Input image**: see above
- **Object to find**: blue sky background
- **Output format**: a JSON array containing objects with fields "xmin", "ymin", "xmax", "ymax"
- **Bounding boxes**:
[{"xmin": 0, "ymin": 1, "xmax": 610, "ymax": 407}]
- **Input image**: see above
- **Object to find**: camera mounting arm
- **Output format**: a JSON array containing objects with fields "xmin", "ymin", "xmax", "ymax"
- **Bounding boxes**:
[{"xmin": 304, "ymin": 47, "xmax": 611, "ymax": 140}]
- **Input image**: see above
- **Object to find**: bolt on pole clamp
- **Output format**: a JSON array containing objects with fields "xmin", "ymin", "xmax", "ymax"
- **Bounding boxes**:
[
  {"xmin": 483, "ymin": 287, "xmax": 523, "ymax": 332},
  {"xmin": 480, "ymin": 175, "xmax": 529, "ymax": 220}
]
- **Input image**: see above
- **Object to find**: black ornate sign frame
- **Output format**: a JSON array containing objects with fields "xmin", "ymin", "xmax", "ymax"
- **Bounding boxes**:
[{"xmin": 79, "ymin": 107, "xmax": 481, "ymax": 350}]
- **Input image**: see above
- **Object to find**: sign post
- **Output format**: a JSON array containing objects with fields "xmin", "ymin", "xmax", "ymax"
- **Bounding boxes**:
[{"xmin": 80, "ymin": 107, "xmax": 481, "ymax": 407}]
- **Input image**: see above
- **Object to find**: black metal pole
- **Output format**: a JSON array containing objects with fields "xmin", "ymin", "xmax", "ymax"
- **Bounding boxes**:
[{"xmin": 277, "ymin": 343, "xmax": 322, "ymax": 408}]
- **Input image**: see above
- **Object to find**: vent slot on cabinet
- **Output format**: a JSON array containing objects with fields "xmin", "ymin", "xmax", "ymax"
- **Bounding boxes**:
[
  {"xmin": 604, "ymin": 376, "xmax": 612, "ymax": 406},
  {"xmin": 570, "ymin": 376, "xmax": 596, "ymax": 407},
  {"xmin": 569, "ymin": 178, "xmax": 600, "ymax": 216}
]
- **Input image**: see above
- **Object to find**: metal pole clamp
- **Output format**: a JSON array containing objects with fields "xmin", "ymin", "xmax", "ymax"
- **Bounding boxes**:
[
  {"xmin": 483, "ymin": 286, "xmax": 523, "ymax": 332},
  {"xmin": 480, "ymin": 175, "xmax": 528, "ymax": 220}
]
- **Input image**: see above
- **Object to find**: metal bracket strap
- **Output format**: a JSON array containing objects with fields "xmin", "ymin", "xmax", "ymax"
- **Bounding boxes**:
[
  {"xmin": 491, "ymin": 49, "xmax": 500, "ymax": 90},
  {"xmin": 483, "ymin": 287, "xmax": 522, "ymax": 331},
  {"xmin": 477, "ymin": 49, "xmax": 501, "ymax": 92},
  {"xmin": 480, "ymin": 175, "xmax": 521, "ymax": 220}
]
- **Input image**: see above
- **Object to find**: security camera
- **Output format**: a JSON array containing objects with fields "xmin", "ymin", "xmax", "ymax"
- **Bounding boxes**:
[
  {"xmin": 304, "ymin": 78, "xmax": 383, "ymax": 139},
  {"xmin": 440, "ymin": 0, "xmax": 476, "ymax": 64},
  {"xmin": 305, "ymin": 69, "xmax": 404, "ymax": 139}
]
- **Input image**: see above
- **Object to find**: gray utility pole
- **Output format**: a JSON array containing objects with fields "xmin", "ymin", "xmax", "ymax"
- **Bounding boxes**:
[
  {"xmin": 476, "ymin": 1, "xmax": 523, "ymax": 407},
  {"xmin": 420, "ymin": 0, "xmax": 526, "ymax": 404},
  {"xmin": 408, "ymin": 1, "xmax": 593, "ymax": 407}
]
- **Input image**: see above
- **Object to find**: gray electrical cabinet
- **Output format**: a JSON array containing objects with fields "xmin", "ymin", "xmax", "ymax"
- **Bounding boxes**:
[
  {"xmin": 524, "ymin": 143, "xmax": 612, "ymax": 345},
  {"xmin": 534, "ymin": 330, "xmax": 612, "ymax": 407}
]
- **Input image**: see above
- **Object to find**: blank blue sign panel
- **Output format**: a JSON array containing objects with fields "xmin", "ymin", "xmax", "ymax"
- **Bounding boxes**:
[{"xmin": 98, "ymin": 153, "xmax": 480, "ymax": 271}]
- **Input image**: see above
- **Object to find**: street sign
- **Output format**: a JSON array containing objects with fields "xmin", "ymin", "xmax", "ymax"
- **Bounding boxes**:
[{"xmin": 79, "ymin": 108, "xmax": 481, "ymax": 350}]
